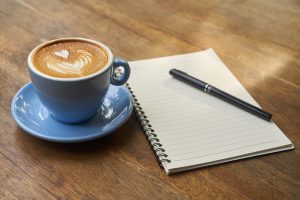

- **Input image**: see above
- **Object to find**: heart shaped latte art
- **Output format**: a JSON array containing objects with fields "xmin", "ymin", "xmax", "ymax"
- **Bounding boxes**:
[{"xmin": 46, "ymin": 50, "xmax": 93, "ymax": 75}]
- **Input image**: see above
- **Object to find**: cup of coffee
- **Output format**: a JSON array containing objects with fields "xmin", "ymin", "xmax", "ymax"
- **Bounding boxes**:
[{"xmin": 28, "ymin": 38, "xmax": 130, "ymax": 124}]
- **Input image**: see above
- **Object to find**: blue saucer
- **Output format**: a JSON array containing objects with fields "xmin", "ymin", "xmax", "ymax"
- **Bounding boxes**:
[{"xmin": 11, "ymin": 82, "xmax": 133, "ymax": 143}]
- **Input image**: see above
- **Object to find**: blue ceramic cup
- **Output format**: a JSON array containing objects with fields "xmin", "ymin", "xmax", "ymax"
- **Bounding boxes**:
[{"xmin": 28, "ymin": 38, "xmax": 130, "ymax": 124}]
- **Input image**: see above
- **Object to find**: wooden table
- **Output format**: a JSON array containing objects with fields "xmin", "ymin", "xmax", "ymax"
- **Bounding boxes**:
[{"xmin": 1, "ymin": 0, "xmax": 299, "ymax": 199}]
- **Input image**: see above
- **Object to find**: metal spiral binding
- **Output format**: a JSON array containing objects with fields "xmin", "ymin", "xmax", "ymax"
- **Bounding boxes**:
[{"xmin": 125, "ymin": 83, "xmax": 171, "ymax": 167}]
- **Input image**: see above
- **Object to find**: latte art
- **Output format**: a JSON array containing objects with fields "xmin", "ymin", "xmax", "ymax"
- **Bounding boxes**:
[
  {"xmin": 54, "ymin": 49, "xmax": 69, "ymax": 59},
  {"xmin": 46, "ymin": 50, "xmax": 94, "ymax": 75},
  {"xmin": 32, "ymin": 40, "xmax": 109, "ymax": 78}
]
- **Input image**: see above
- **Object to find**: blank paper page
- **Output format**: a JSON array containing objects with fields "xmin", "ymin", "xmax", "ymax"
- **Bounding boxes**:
[{"xmin": 128, "ymin": 49, "xmax": 293, "ymax": 174}]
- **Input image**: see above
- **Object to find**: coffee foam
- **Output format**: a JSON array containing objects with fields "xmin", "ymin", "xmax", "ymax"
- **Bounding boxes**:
[{"xmin": 32, "ymin": 40, "xmax": 109, "ymax": 78}]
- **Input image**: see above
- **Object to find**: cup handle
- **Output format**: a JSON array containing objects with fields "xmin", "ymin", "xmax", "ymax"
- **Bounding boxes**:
[{"xmin": 110, "ymin": 57, "xmax": 131, "ymax": 86}]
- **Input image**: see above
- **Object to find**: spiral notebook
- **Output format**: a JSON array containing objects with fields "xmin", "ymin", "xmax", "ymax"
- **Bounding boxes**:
[{"xmin": 127, "ymin": 49, "xmax": 294, "ymax": 174}]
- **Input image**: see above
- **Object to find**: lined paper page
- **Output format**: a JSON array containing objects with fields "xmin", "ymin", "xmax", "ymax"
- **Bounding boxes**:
[{"xmin": 128, "ymin": 49, "xmax": 293, "ymax": 174}]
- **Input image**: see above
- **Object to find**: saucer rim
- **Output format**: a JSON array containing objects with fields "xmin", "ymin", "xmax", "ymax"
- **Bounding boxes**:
[{"xmin": 11, "ymin": 82, "xmax": 133, "ymax": 143}]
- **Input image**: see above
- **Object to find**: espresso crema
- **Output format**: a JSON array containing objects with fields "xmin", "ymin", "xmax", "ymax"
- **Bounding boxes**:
[{"xmin": 32, "ymin": 40, "xmax": 109, "ymax": 78}]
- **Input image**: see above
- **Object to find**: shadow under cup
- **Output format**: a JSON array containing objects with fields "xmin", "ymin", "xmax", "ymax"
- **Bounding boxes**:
[{"xmin": 28, "ymin": 38, "xmax": 130, "ymax": 124}]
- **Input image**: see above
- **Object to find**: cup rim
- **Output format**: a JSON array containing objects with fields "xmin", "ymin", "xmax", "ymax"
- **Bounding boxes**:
[{"xmin": 28, "ymin": 37, "xmax": 114, "ymax": 82}]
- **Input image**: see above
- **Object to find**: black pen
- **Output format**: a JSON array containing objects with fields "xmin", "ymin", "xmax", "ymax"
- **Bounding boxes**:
[{"xmin": 169, "ymin": 69, "xmax": 272, "ymax": 121}]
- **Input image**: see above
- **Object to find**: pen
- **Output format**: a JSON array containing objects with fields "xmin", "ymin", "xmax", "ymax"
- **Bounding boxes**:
[{"xmin": 169, "ymin": 69, "xmax": 272, "ymax": 121}]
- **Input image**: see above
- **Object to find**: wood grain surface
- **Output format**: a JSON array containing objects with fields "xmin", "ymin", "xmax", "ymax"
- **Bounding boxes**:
[{"xmin": 1, "ymin": 0, "xmax": 299, "ymax": 199}]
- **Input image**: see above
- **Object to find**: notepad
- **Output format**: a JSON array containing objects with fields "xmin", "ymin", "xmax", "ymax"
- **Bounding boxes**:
[{"xmin": 127, "ymin": 49, "xmax": 294, "ymax": 174}]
